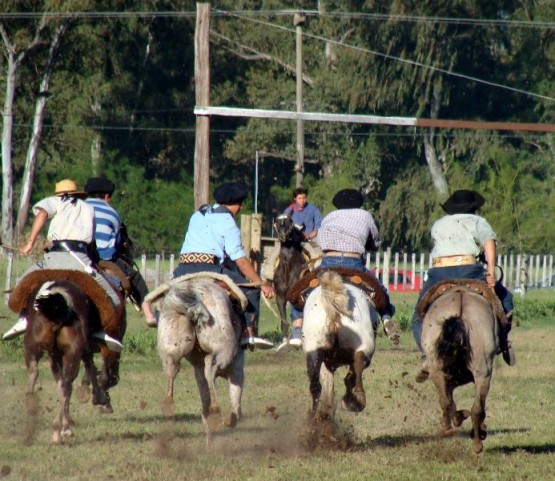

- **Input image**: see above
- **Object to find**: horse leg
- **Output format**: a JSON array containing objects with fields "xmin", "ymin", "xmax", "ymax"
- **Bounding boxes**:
[
  {"xmin": 469, "ymin": 373, "xmax": 492, "ymax": 455},
  {"xmin": 81, "ymin": 352, "xmax": 107, "ymax": 407},
  {"xmin": 430, "ymin": 372, "xmax": 455, "ymax": 436},
  {"xmin": 97, "ymin": 348, "xmax": 121, "ymax": 414},
  {"xmin": 161, "ymin": 354, "xmax": 180, "ymax": 416},
  {"xmin": 24, "ymin": 350, "xmax": 42, "ymax": 418},
  {"xmin": 225, "ymin": 350, "xmax": 244, "ymax": 428},
  {"xmin": 193, "ymin": 366, "xmax": 217, "ymax": 446},
  {"xmin": 203, "ymin": 355, "xmax": 222, "ymax": 429},
  {"xmin": 276, "ymin": 295, "xmax": 289, "ymax": 342},
  {"xmin": 306, "ymin": 350, "xmax": 324, "ymax": 415},
  {"xmin": 342, "ymin": 351, "xmax": 369, "ymax": 412}
]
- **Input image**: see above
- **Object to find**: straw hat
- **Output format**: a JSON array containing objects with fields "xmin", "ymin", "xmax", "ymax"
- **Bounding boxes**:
[{"xmin": 54, "ymin": 179, "xmax": 87, "ymax": 198}]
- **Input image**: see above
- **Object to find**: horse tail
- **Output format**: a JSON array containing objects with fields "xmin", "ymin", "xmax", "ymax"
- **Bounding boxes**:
[
  {"xmin": 318, "ymin": 271, "xmax": 352, "ymax": 328},
  {"xmin": 435, "ymin": 316, "xmax": 471, "ymax": 368},
  {"xmin": 164, "ymin": 286, "xmax": 211, "ymax": 328},
  {"xmin": 33, "ymin": 281, "xmax": 87, "ymax": 329}
]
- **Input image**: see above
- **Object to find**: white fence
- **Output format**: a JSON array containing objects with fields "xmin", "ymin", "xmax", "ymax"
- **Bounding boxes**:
[{"xmin": 2, "ymin": 248, "xmax": 554, "ymax": 302}]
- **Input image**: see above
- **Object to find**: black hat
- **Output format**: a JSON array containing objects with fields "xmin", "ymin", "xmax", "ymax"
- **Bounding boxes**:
[
  {"xmin": 85, "ymin": 177, "xmax": 115, "ymax": 195},
  {"xmin": 332, "ymin": 189, "xmax": 364, "ymax": 209},
  {"xmin": 213, "ymin": 182, "xmax": 248, "ymax": 205},
  {"xmin": 441, "ymin": 189, "xmax": 485, "ymax": 214}
]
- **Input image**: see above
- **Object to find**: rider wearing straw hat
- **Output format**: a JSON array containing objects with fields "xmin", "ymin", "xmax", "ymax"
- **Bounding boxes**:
[{"xmin": 2, "ymin": 179, "xmax": 123, "ymax": 351}]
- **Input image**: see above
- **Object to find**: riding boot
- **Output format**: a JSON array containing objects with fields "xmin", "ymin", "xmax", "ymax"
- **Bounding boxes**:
[
  {"xmin": 499, "ymin": 316, "xmax": 516, "ymax": 366},
  {"xmin": 2, "ymin": 313, "xmax": 28, "ymax": 341}
]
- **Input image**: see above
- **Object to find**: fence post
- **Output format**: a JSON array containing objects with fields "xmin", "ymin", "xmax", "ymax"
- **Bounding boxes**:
[
  {"xmin": 169, "ymin": 254, "xmax": 175, "ymax": 279},
  {"xmin": 154, "ymin": 254, "xmax": 161, "ymax": 288},
  {"xmin": 4, "ymin": 253, "xmax": 14, "ymax": 304}
]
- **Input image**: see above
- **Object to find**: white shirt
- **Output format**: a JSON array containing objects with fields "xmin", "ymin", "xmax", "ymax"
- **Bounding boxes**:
[{"xmin": 33, "ymin": 195, "xmax": 95, "ymax": 243}]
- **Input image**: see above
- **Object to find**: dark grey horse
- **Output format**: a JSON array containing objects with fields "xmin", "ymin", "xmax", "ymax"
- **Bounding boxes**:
[
  {"xmin": 421, "ymin": 282, "xmax": 498, "ymax": 455},
  {"xmin": 272, "ymin": 214, "xmax": 308, "ymax": 341}
]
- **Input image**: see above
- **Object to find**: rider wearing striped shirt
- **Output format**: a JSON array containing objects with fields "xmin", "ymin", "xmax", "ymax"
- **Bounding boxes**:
[{"xmin": 84, "ymin": 177, "xmax": 154, "ymax": 326}]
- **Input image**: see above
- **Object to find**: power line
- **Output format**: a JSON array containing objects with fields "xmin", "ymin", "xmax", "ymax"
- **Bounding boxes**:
[
  {"xmin": 0, "ymin": 9, "xmax": 554, "ymax": 29},
  {"xmin": 217, "ymin": 9, "xmax": 555, "ymax": 104}
]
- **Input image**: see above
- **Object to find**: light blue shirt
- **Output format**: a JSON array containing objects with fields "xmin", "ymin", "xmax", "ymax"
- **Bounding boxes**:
[
  {"xmin": 180, "ymin": 204, "xmax": 246, "ymax": 262},
  {"xmin": 284, "ymin": 203, "xmax": 322, "ymax": 234}
]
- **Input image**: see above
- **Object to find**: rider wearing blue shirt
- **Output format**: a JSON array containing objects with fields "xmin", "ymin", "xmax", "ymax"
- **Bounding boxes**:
[{"xmin": 173, "ymin": 182, "xmax": 275, "ymax": 348}]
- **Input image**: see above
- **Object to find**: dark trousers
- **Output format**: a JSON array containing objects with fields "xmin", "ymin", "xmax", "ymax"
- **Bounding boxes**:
[{"xmin": 114, "ymin": 257, "xmax": 149, "ymax": 305}]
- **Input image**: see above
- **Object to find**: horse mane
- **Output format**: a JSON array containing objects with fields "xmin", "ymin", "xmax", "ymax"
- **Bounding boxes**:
[{"xmin": 318, "ymin": 270, "xmax": 351, "ymax": 324}]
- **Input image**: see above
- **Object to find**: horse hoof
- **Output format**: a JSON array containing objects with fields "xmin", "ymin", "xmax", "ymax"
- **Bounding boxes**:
[
  {"xmin": 441, "ymin": 428, "xmax": 454, "ymax": 438},
  {"xmin": 76, "ymin": 385, "xmax": 90, "ymax": 403},
  {"xmin": 98, "ymin": 404, "xmax": 114, "ymax": 414},
  {"xmin": 225, "ymin": 412, "xmax": 238, "ymax": 428},
  {"xmin": 472, "ymin": 441, "xmax": 484, "ymax": 456},
  {"xmin": 206, "ymin": 413, "xmax": 223, "ymax": 432},
  {"xmin": 52, "ymin": 432, "xmax": 62, "ymax": 444},
  {"xmin": 61, "ymin": 427, "xmax": 73, "ymax": 438},
  {"xmin": 161, "ymin": 400, "xmax": 175, "ymax": 417}
]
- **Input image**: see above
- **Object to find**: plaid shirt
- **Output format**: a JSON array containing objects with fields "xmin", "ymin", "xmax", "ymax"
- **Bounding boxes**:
[{"xmin": 317, "ymin": 209, "xmax": 380, "ymax": 255}]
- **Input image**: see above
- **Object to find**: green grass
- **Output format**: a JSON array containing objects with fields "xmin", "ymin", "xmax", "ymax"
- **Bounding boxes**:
[{"xmin": 0, "ymin": 291, "xmax": 554, "ymax": 480}]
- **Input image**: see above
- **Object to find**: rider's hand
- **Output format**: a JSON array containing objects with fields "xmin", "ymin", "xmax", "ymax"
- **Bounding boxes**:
[
  {"xmin": 261, "ymin": 283, "xmax": 275, "ymax": 299},
  {"xmin": 20, "ymin": 241, "xmax": 34, "ymax": 257},
  {"xmin": 485, "ymin": 272, "xmax": 496, "ymax": 288}
]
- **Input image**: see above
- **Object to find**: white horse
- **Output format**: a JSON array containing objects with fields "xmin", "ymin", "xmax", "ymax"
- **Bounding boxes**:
[
  {"xmin": 146, "ymin": 273, "xmax": 246, "ymax": 445},
  {"xmin": 302, "ymin": 270, "xmax": 378, "ymax": 423}
]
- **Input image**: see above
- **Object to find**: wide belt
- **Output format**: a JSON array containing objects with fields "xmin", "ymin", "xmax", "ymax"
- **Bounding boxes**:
[
  {"xmin": 432, "ymin": 255, "xmax": 476, "ymax": 267},
  {"xmin": 179, "ymin": 252, "xmax": 220, "ymax": 265},
  {"xmin": 48, "ymin": 240, "xmax": 90, "ymax": 254},
  {"xmin": 324, "ymin": 251, "xmax": 362, "ymax": 259}
]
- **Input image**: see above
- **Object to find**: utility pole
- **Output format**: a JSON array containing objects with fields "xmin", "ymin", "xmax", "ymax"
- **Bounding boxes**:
[
  {"xmin": 294, "ymin": 13, "xmax": 305, "ymax": 188},
  {"xmin": 194, "ymin": 3, "xmax": 210, "ymax": 208}
]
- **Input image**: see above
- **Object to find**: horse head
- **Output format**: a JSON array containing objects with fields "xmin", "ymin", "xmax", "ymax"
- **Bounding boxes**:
[{"xmin": 273, "ymin": 214, "xmax": 304, "ymax": 244}]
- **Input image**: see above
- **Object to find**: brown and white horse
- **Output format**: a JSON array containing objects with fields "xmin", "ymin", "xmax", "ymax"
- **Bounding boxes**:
[
  {"xmin": 147, "ymin": 273, "xmax": 246, "ymax": 446},
  {"xmin": 421, "ymin": 281, "xmax": 498, "ymax": 455},
  {"xmin": 302, "ymin": 270, "xmax": 378, "ymax": 430},
  {"xmin": 23, "ymin": 279, "xmax": 110, "ymax": 444}
]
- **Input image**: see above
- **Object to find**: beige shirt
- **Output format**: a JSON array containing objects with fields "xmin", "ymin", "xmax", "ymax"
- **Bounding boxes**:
[
  {"xmin": 33, "ymin": 196, "xmax": 95, "ymax": 243},
  {"xmin": 431, "ymin": 213, "xmax": 496, "ymax": 259}
]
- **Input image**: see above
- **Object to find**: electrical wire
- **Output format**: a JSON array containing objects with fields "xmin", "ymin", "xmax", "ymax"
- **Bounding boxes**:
[{"xmin": 215, "ymin": 9, "xmax": 555, "ymax": 104}]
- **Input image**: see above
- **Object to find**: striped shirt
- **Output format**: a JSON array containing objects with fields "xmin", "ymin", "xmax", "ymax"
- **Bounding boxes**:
[
  {"xmin": 86, "ymin": 198, "xmax": 121, "ymax": 260},
  {"xmin": 317, "ymin": 208, "xmax": 380, "ymax": 255}
]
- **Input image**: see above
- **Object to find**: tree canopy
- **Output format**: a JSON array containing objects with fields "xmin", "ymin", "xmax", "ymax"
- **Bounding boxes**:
[{"xmin": 1, "ymin": 0, "xmax": 554, "ymax": 254}]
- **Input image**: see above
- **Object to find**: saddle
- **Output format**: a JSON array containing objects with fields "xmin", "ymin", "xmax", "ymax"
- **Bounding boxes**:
[
  {"xmin": 98, "ymin": 260, "xmax": 132, "ymax": 298},
  {"xmin": 8, "ymin": 269, "xmax": 123, "ymax": 333},
  {"xmin": 417, "ymin": 279, "xmax": 508, "ymax": 327},
  {"xmin": 286, "ymin": 266, "xmax": 388, "ymax": 314}
]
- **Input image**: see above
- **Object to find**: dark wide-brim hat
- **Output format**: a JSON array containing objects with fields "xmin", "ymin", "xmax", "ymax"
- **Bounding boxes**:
[
  {"xmin": 213, "ymin": 182, "xmax": 248, "ymax": 205},
  {"xmin": 441, "ymin": 189, "xmax": 485, "ymax": 214},
  {"xmin": 332, "ymin": 189, "xmax": 364, "ymax": 209},
  {"xmin": 85, "ymin": 177, "xmax": 115, "ymax": 195}
]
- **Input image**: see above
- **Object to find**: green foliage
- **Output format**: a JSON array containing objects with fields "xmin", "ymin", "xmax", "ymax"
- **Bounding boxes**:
[{"xmin": 4, "ymin": 1, "xmax": 555, "ymax": 252}]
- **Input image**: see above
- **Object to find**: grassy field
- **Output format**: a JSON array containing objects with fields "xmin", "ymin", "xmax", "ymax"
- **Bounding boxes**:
[{"xmin": 0, "ymin": 290, "xmax": 554, "ymax": 481}]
